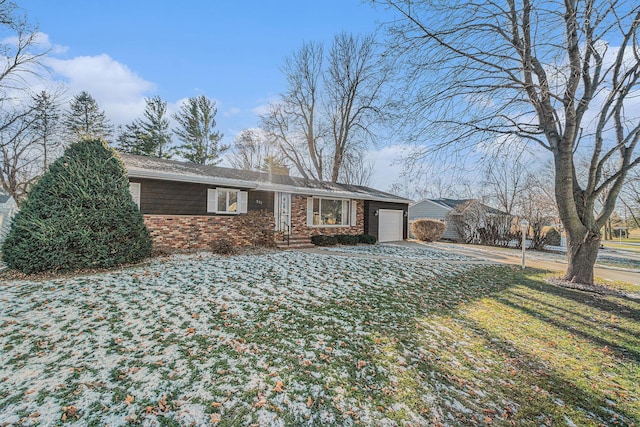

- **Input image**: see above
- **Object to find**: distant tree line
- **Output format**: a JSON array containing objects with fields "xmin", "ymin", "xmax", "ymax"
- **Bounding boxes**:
[
  {"xmin": 1, "ymin": 86, "xmax": 229, "ymax": 205},
  {"xmin": 1, "ymin": 0, "xmax": 388, "ymax": 209}
]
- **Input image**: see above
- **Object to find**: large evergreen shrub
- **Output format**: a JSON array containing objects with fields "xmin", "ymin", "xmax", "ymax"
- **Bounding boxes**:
[{"xmin": 1, "ymin": 139, "xmax": 152, "ymax": 273}]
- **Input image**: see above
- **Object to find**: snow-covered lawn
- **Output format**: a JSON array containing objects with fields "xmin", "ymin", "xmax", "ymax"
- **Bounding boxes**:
[
  {"xmin": 323, "ymin": 243, "xmax": 474, "ymax": 261},
  {"xmin": 1, "ymin": 248, "xmax": 638, "ymax": 426}
]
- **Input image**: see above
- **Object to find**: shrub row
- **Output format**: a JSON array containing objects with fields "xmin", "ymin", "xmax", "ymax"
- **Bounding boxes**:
[{"xmin": 311, "ymin": 234, "xmax": 376, "ymax": 247}]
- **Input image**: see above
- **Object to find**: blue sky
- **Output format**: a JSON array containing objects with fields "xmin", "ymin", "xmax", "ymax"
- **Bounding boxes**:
[{"xmin": 19, "ymin": 1, "xmax": 406, "ymax": 190}]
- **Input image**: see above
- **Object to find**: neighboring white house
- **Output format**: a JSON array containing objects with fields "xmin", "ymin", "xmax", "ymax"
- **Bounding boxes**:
[
  {"xmin": 0, "ymin": 193, "xmax": 18, "ymax": 245},
  {"xmin": 409, "ymin": 198, "xmax": 510, "ymax": 241},
  {"xmin": 409, "ymin": 199, "xmax": 462, "ymax": 240}
]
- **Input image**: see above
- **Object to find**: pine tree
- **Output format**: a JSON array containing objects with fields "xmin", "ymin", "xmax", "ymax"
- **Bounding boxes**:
[
  {"xmin": 116, "ymin": 122, "xmax": 149, "ymax": 155},
  {"xmin": 173, "ymin": 95, "xmax": 227, "ymax": 164},
  {"xmin": 30, "ymin": 90, "xmax": 63, "ymax": 169},
  {"xmin": 63, "ymin": 91, "xmax": 113, "ymax": 141},
  {"xmin": 117, "ymin": 96, "xmax": 172, "ymax": 158},
  {"xmin": 1, "ymin": 139, "xmax": 152, "ymax": 273}
]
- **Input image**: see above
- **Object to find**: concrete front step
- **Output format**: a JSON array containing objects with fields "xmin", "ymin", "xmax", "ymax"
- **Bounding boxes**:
[
  {"xmin": 275, "ymin": 235, "xmax": 315, "ymax": 249},
  {"xmin": 276, "ymin": 243, "xmax": 316, "ymax": 250}
]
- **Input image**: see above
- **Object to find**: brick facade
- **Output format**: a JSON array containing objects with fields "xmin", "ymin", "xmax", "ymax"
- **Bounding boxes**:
[
  {"xmin": 143, "ymin": 194, "xmax": 365, "ymax": 251},
  {"xmin": 143, "ymin": 214, "xmax": 275, "ymax": 252},
  {"xmin": 289, "ymin": 194, "xmax": 364, "ymax": 238}
]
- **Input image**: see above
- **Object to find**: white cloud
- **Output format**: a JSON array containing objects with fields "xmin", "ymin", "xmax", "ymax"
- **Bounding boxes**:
[
  {"xmin": 45, "ymin": 53, "xmax": 156, "ymax": 125},
  {"xmin": 1, "ymin": 31, "xmax": 68, "ymax": 55}
]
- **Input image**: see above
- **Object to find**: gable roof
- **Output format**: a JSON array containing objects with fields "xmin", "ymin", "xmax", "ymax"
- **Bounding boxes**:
[
  {"xmin": 416, "ymin": 198, "xmax": 509, "ymax": 216},
  {"xmin": 120, "ymin": 153, "xmax": 411, "ymax": 204},
  {"xmin": 429, "ymin": 198, "xmax": 471, "ymax": 209}
]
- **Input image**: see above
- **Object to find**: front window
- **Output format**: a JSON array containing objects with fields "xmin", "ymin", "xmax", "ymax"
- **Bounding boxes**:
[
  {"xmin": 129, "ymin": 182, "xmax": 141, "ymax": 209},
  {"xmin": 313, "ymin": 198, "xmax": 349, "ymax": 226},
  {"xmin": 216, "ymin": 189, "xmax": 239, "ymax": 213}
]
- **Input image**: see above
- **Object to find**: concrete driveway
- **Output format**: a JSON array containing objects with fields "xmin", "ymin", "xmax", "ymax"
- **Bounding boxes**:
[{"xmin": 409, "ymin": 240, "xmax": 640, "ymax": 285}]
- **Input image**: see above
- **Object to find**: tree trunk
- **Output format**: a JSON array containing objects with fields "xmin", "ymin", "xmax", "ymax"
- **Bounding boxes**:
[{"xmin": 564, "ymin": 229, "xmax": 600, "ymax": 284}]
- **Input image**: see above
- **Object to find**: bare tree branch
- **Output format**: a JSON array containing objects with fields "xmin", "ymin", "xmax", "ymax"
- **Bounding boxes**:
[{"xmin": 377, "ymin": 0, "xmax": 640, "ymax": 284}]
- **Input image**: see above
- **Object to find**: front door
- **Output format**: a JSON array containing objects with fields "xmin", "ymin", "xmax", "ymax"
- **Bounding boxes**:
[{"xmin": 275, "ymin": 193, "xmax": 291, "ymax": 233}]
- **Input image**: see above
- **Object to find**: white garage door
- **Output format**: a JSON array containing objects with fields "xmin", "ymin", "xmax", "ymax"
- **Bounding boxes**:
[{"xmin": 378, "ymin": 209, "xmax": 404, "ymax": 242}]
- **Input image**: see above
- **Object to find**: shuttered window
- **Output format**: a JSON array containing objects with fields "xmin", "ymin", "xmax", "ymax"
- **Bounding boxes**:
[{"xmin": 207, "ymin": 188, "xmax": 248, "ymax": 214}]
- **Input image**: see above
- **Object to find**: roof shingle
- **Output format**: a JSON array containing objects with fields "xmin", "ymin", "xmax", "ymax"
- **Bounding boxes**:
[{"xmin": 120, "ymin": 153, "xmax": 411, "ymax": 204}]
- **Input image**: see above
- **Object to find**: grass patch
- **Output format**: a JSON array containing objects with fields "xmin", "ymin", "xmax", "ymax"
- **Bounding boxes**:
[{"xmin": 0, "ymin": 251, "xmax": 638, "ymax": 425}]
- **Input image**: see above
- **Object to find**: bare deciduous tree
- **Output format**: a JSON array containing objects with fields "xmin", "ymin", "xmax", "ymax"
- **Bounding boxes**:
[
  {"xmin": 262, "ymin": 33, "xmax": 388, "ymax": 184},
  {"xmin": 262, "ymin": 42, "xmax": 324, "ymax": 180},
  {"xmin": 377, "ymin": 0, "xmax": 640, "ymax": 284},
  {"xmin": 325, "ymin": 33, "xmax": 387, "ymax": 183},
  {"xmin": 0, "ymin": 1, "xmax": 49, "ymax": 104},
  {"xmin": 0, "ymin": 91, "xmax": 62, "ymax": 204},
  {"xmin": 0, "ymin": 1, "xmax": 54, "ymax": 203},
  {"xmin": 338, "ymin": 150, "xmax": 373, "ymax": 186},
  {"xmin": 0, "ymin": 110, "xmax": 38, "ymax": 203},
  {"xmin": 621, "ymin": 170, "xmax": 640, "ymax": 228},
  {"xmin": 483, "ymin": 158, "xmax": 527, "ymax": 215},
  {"xmin": 228, "ymin": 128, "xmax": 282, "ymax": 171},
  {"xmin": 517, "ymin": 171, "xmax": 560, "ymax": 250}
]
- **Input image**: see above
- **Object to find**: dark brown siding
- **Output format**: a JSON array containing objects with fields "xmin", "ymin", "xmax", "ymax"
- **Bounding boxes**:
[
  {"xmin": 364, "ymin": 201, "xmax": 409, "ymax": 240},
  {"xmin": 248, "ymin": 190, "xmax": 274, "ymax": 212},
  {"xmin": 130, "ymin": 178, "xmax": 255, "ymax": 216}
]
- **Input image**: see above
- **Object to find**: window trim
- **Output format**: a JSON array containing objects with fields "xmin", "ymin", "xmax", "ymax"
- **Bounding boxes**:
[
  {"xmin": 207, "ymin": 188, "xmax": 248, "ymax": 214},
  {"xmin": 307, "ymin": 196, "xmax": 354, "ymax": 227}
]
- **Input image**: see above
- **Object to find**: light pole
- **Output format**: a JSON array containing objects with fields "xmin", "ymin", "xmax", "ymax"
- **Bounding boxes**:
[{"xmin": 520, "ymin": 219, "xmax": 529, "ymax": 269}]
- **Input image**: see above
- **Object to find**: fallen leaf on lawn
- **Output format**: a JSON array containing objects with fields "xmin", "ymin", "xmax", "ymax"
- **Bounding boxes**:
[
  {"xmin": 61, "ymin": 406, "xmax": 78, "ymax": 421},
  {"xmin": 357, "ymin": 360, "xmax": 366, "ymax": 370},
  {"xmin": 211, "ymin": 401, "xmax": 222, "ymax": 408},
  {"xmin": 125, "ymin": 395, "xmax": 134, "ymax": 405},
  {"xmin": 158, "ymin": 396, "xmax": 169, "ymax": 412},
  {"xmin": 306, "ymin": 396, "xmax": 313, "ymax": 408},
  {"xmin": 274, "ymin": 380, "xmax": 284, "ymax": 392},
  {"xmin": 210, "ymin": 414, "xmax": 221, "ymax": 423}
]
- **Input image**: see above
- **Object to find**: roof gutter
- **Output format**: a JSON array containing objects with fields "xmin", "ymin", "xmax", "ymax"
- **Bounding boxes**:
[
  {"xmin": 256, "ymin": 182, "xmax": 411, "ymax": 204},
  {"xmin": 127, "ymin": 169, "xmax": 258, "ymax": 190},
  {"xmin": 127, "ymin": 169, "xmax": 411, "ymax": 204}
]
